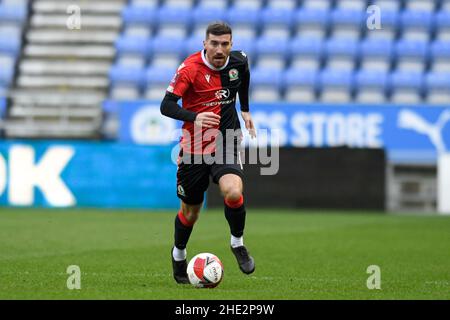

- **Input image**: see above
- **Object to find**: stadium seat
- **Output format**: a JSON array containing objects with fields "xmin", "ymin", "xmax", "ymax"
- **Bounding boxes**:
[
  {"xmin": 156, "ymin": 6, "xmax": 191, "ymax": 38},
  {"xmin": 185, "ymin": 35, "xmax": 205, "ymax": 55},
  {"xmin": 389, "ymin": 71, "xmax": 424, "ymax": 104},
  {"xmin": 0, "ymin": 63, "xmax": 13, "ymax": 86},
  {"xmin": 330, "ymin": 9, "xmax": 364, "ymax": 40},
  {"xmin": 335, "ymin": 0, "xmax": 368, "ymax": 11},
  {"xmin": 231, "ymin": 36, "xmax": 256, "ymax": 59},
  {"xmin": 191, "ymin": 7, "xmax": 226, "ymax": 37},
  {"xmin": 123, "ymin": 25, "xmax": 153, "ymax": 38},
  {"xmin": 0, "ymin": 4, "xmax": 27, "ymax": 23},
  {"xmin": 163, "ymin": 0, "xmax": 194, "ymax": 9},
  {"xmin": 400, "ymin": 10, "xmax": 434, "ymax": 41},
  {"xmin": 289, "ymin": 36, "xmax": 324, "ymax": 70},
  {"xmin": 150, "ymin": 36, "xmax": 185, "ymax": 69},
  {"xmin": 404, "ymin": 0, "xmax": 436, "ymax": 12},
  {"xmin": 226, "ymin": 6, "xmax": 260, "ymax": 39},
  {"xmin": 109, "ymin": 65, "xmax": 146, "ymax": 88},
  {"xmin": 371, "ymin": 0, "xmax": 401, "ymax": 12},
  {"xmin": 260, "ymin": 7, "xmax": 294, "ymax": 39},
  {"xmin": 283, "ymin": 68, "xmax": 318, "ymax": 103},
  {"xmin": 130, "ymin": 0, "xmax": 158, "ymax": 7},
  {"xmin": 359, "ymin": 39, "xmax": 393, "ymax": 72},
  {"xmin": 395, "ymin": 39, "xmax": 429, "ymax": 72},
  {"xmin": 230, "ymin": 0, "xmax": 264, "ymax": 9},
  {"xmin": 197, "ymin": 0, "xmax": 228, "ymax": 10},
  {"xmin": 145, "ymin": 67, "xmax": 176, "ymax": 101},
  {"xmin": 425, "ymin": 72, "xmax": 450, "ymax": 105},
  {"xmin": 115, "ymin": 54, "xmax": 147, "ymax": 69},
  {"xmin": 302, "ymin": 0, "xmax": 332, "ymax": 10},
  {"xmin": 115, "ymin": 36, "xmax": 151, "ymax": 56},
  {"xmin": 435, "ymin": 10, "xmax": 450, "ymax": 41},
  {"xmin": 0, "ymin": 36, "xmax": 20, "ymax": 55},
  {"xmin": 294, "ymin": 8, "xmax": 329, "ymax": 39},
  {"xmin": 442, "ymin": 0, "xmax": 450, "ymax": 11},
  {"xmin": 365, "ymin": 10, "xmax": 399, "ymax": 40},
  {"xmin": 355, "ymin": 70, "xmax": 389, "ymax": 104},
  {"xmin": 254, "ymin": 37, "xmax": 288, "ymax": 70},
  {"xmin": 110, "ymin": 85, "xmax": 141, "ymax": 100},
  {"xmin": 266, "ymin": 0, "xmax": 297, "ymax": 10},
  {"xmin": 250, "ymin": 68, "xmax": 283, "ymax": 102},
  {"xmin": 122, "ymin": 5, "xmax": 157, "ymax": 26},
  {"xmin": 325, "ymin": 38, "xmax": 359, "ymax": 71},
  {"xmin": 319, "ymin": 69, "xmax": 354, "ymax": 103},
  {"xmin": 430, "ymin": 40, "xmax": 450, "ymax": 72}
]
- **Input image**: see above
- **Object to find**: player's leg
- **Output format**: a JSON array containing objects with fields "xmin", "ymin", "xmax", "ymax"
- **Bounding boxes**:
[
  {"xmin": 218, "ymin": 173, "xmax": 255, "ymax": 274},
  {"xmin": 172, "ymin": 159, "xmax": 209, "ymax": 284},
  {"xmin": 172, "ymin": 201, "xmax": 202, "ymax": 284}
]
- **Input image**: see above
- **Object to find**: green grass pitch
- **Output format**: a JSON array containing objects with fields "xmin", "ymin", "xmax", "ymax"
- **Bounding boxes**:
[{"xmin": 0, "ymin": 208, "xmax": 449, "ymax": 300}]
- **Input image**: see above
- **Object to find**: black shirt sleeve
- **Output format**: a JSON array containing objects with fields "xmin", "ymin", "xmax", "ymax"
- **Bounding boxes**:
[
  {"xmin": 238, "ymin": 57, "xmax": 250, "ymax": 112},
  {"xmin": 160, "ymin": 92, "xmax": 197, "ymax": 122}
]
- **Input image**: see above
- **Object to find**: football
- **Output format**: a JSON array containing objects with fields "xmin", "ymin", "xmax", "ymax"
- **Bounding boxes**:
[{"xmin": 187, "ymin": 253, "xmax": 224, "ymax": 288}]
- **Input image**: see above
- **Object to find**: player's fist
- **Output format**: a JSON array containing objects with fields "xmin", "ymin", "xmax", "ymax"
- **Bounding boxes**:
[
  {"xmin": 241, "ymin": 111, "xmax": 256, "ymax": 139},
  {"xmin": 194, "ymin": 112, "xmax": 221, "ymax": 128}
]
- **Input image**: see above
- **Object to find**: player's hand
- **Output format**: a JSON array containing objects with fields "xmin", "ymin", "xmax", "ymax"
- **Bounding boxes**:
[
  {"xmin": 194, "ymin": 112, "xmax": 221, "ymax": 128},
  {"xmin": 241, "ymin": 111, "xmax": 256, "ymax": 139}
]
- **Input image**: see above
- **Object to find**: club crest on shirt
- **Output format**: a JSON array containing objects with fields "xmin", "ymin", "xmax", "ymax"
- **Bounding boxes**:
[{"xmin": 229, "ymin": 68, "xmax": 239, "ymax": 81}]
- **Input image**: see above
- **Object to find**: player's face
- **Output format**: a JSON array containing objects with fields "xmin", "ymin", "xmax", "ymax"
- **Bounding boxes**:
[{"xmin": 204, "ymin": 34, "xmax": 232, "ymax": 68}]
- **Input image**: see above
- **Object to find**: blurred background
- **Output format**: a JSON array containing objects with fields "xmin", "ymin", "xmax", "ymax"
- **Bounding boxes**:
[{"xmin": 0, "ymin": 0, "xmax": 449, "ymax": 213}]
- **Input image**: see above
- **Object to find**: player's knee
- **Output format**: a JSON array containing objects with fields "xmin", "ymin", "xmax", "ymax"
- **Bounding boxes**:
[
  {"xmin": 224, "ymin": 188, "xmax": 242, "ymax": 203},
  {"xmin": 182, "ymin": 207, "xmax": 200, "ymax": 224}
]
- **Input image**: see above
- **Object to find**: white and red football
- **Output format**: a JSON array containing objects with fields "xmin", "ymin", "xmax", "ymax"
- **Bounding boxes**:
[{"xmin": 187, "ymin": 253, "xmax": 224, "ymax": 288}]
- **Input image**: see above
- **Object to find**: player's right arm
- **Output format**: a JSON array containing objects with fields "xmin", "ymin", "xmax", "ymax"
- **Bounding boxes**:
[
  {"xmin": 160, "ymin": 62, "xmax": 220, "ymax": 128},
  {"xmin": 160, "ymin": 93, "xmax": 220, "ymax": 128}
]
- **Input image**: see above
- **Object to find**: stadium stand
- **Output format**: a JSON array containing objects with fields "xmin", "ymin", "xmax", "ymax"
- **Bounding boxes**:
[
  {"xmin": 109, "ymin": 0, "xmax": 450, "ymax": 107},
  {"xmin": 0, "ymin": 0, "xmax": 448, "ymax": 138}
]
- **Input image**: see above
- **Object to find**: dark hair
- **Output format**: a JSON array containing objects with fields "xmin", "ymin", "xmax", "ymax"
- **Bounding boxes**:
[{"xmin": 206, "ymin": 22, "xmax": 232, "ymax": 39}]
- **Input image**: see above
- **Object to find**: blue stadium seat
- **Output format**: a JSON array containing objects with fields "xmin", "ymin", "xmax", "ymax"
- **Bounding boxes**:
[
  {"xmin": 435, "ymin": 10, "xmax": 450, "ymax": 41},
  {"xmin": 389, "ymin": 71, "xmax": 424, "ymax": 104},
  {"xmin": 255, "ymin": 37, "xmax": 288, "ymax": 70},
  {"xmin": 400, "ymin": 10, "xmax": 434, "ymax": 41},
  {"xmin": 250, "ymin": 68, "xmax": 283, "ymax": 102},
  {"xmin": 122, "ymin": 5, "xmax": 157, "ymax": 26},
  {"xmin": 260, "ymin": 7, "xmax": 294, "ymax": 39},
  {"xmin": 425, "ymin": 72, "xmax": 450, "ymax": 105},
  {"xmin": 145, "ymin": 67, "xmax": 176, "ymax": 100},
  {"xmin": 366, "ymin": 10, "xmax": 399, "ymax": 40},
  {"xmin": 185, "ymin": 35, "xmax": 204, "ymax": 55},
  {"xmin": 0, "ymin": 36, "xmax": 20, "ymax": 55},
  {"xmin": 355, "ymin": 70, "xmax": 389, "ymax": 103},
  {"xmin": 192, "ymin": 7, "xmax": 227, "ymax": 37},
  {"xmin": 0, "ymin": 64, "xmax": 13, "ymax": 86},
  {"xmin": 156, "ymin": 6, "xmax": 192, "ymax": 38},
  {"xmin": 283, "ymin": 68, "xmax": 318, "ymax": 102},
  {"xmin": 109, "ymin": 65, "xmax": 146, "ymax": 88},
  {"xmin": 289, "ymin": 37, "xmax": 323, "ymax": 70},
  {"xmin": 150, "ymin": 36, "xmax": 185, "ymax": 68},
  {"xmin": 430, "ymin": 40, "xmax": 450, "ymax": 72},
  {"xmin": 319, "ymin": 69, "xmax": 354, "ymax": 103},
  {"xmin": 115, "ymin": 36, "xmax": 151, "ymax": 56},
  {"xmin": 294, "ymin": 8, "xmax": 329, "ymax": 39},
  {"xmin": 226, "ymin": 6, "xmax": 260, "ymax": 38},
  {"xmin": 231, "ymin": 37, "xmax": 256, "ymax": 58},
  {"xmin": 395, "ymin": 40, "xmax": 429, "ymax": 72},
  {"xmin": 325, "ymin": 38, "xmax": 359, "ymax": 71},
  {"xmin": 0, "ymin": 4, "xmax": 27, "ymax": 23},
  {"xmin": 330, "ymin": 9, "xmax": 364, "ymax": 39},
  {"xmin": 360, "ymin": 39, "xmax": 393, "ymax": 72},
  {"xmin": 335, "ymin": 0, "xmax": 368, "ymax": 11}
]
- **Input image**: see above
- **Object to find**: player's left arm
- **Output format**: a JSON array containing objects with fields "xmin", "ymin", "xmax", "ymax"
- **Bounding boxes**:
[{"xmin": 238, "ymin": 56, "xmax": 256, "ymax": 139}]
